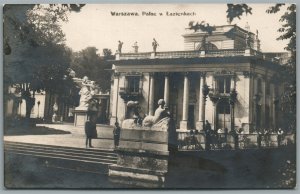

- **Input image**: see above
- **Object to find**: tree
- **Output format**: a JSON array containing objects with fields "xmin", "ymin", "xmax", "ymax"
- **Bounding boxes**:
[
  {"xmin": 266, "ymin": 4, "xmax": 296, "ymax": 131},
  {"xmin": 70, "ymin": 47, "xmax": 114, "ymax": 93},
  {"xmin": 3, "ymin": 4, "xmax": 84, "ymax": 119}
]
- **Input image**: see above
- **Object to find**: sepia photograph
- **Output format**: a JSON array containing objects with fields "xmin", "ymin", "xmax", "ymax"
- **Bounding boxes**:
[{"xmin": 3, "ymin": 3, "xmax": 296, "ymax": 189}]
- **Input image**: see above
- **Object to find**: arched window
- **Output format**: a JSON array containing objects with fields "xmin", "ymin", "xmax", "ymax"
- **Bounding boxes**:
[{"xmin": 197, "ymin": 42, "xmax": 218, "ymax": 50}]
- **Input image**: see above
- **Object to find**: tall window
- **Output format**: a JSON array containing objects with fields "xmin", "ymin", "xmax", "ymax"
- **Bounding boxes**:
[
  {"xmin": 127, "ymin": 76, "xmax": 140, "ymax": 93},
  {"xmin": 257, "ymin": 78, "xmax": 262, "ymax": 93},
  {"xmin": 217, "ymin": 77, "xmax": 231, "ymax": 94},
  {"xmin": 217, "ymin": 101, "xmax": 230, "ymax": 114},
  {"xmin": 266, "ymin": 81, "xmax": 270, "ymax": 95}
]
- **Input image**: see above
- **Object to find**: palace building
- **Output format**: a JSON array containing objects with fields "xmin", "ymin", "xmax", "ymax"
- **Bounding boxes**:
[{"xmin": 109, "ymin": 24, "xmax": 287, "ymax": 133}]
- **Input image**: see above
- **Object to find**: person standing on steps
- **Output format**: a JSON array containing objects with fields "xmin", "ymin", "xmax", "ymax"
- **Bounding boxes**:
[
  {"xmin": 113, "ymin": 122, "xmax": 121, "ymax": 148},
  {"xmin": 85, "ymin": 113, "xmax": 97, "ymax": 148}
]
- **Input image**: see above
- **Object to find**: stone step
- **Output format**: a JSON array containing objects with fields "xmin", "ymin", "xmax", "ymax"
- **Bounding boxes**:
[
  {"xmin": 5, "ymin": 136, "xmax": 115, "ymax": 150},
  {"xmin": 5, "ymin": 145, "xmax": 117, "ymax": 163},
  {"xmin": 5, "ymin": 151, "xmax": 114, "ymax": 175},
  {"xmin": 109, "ymin": 165, "xmax": 167, "ymax": 188},
  {"xmin": 4, "ymin": 141, "xmax": 117, "ymax": 165},
  {"xmin": 5, "ymin": 141, "xmax": 116, "ymax": 156}
]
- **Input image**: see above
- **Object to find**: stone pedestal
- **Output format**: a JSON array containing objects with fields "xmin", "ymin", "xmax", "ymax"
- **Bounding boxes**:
[
  {"xmin": 179, "ymin": 120, "xmax": 188, "ymax": 130},
  {"xmin": 74, "ymin": 107, "xmax": 94, "ymax": 127},
  {"xmin": 244, "ymin": 49, "xmax": 251, "ymax": 56},
  {"xmin": 110, "ymin": 116, "xmax": 117, "ymax": 126},
  {"xmin": 196, "ymin": 121, "xmax": 204, "ymax": 130},
  {"xmin": 108, "ymin": 128, "xmax": 169, "ymax": 188}
]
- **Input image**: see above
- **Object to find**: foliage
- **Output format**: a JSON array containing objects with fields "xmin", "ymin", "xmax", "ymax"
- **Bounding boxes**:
[
  {"xmin": 70, "ymin": 47, "xmax": 114, "ymax": 92},
  {"xmin": 226, "ymin": 4, "xmax": 252, "ymax": 23},
  {"xmin": 188, "ymin": 21, "xmax": 216, "ymax": 34},
  {"xmin": 266, "ymin": 4, "xmax": 296, "ymax": 130},
  {"xmin": 3, "ymin": 4, "xmax": 84, "ymax": 118}
]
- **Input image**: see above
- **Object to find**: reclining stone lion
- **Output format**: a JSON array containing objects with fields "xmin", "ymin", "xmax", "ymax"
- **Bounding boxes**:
[
  {"xmin": 121, "ymin": 99, "xmax": 170, "ymax": 131},
  {"xmin": 142, "ymin": 99, "xmax": 169, "ymax": 128}
]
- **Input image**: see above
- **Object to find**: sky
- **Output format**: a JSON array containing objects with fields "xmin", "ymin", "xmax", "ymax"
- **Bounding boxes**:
[{"xmin": 61, "ymin": 4, "xmax": 289, "ymax": 55}]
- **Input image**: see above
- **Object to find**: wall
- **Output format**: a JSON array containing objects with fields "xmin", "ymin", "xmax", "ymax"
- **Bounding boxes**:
[
  {"xmin": 140, "ymin": 73, "xmax": 150, "ymax": 117},
  {"xmin": 235, "ymin": 74, "xmax": 250, "ymax": 131}
]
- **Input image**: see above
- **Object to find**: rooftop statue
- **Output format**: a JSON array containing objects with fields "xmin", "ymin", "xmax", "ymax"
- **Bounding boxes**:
[
  {"xmin": 117, "ymin": 40, "xmax": 123, "ymax": 53},
  {"xmin": 132, "ymin": 41, "xmax": 139, "ymax": 53},
  {"xmin": 152, "ymin": 38, "xmax": 159, "ymax": 52},
  {"xmin": 246, "ymin": 32, "xmax": 251, "ymax": 49}
]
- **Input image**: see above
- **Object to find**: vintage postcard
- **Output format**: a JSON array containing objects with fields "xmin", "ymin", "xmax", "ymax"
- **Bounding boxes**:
[{"xmin": 3, "ymin": 3, "xmax": 296, "ymax": 189}]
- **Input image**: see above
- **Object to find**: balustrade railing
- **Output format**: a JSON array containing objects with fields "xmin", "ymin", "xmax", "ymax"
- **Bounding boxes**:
[
  {"xmin": 206, "ymin": 49, "xmax": 245, "ymax": 57},
  {"xmin": 177, "ymin": 131, "xmax": 295, "ymax": 151},
  {"xmin": 119, "ymin": 52, "xmax": 152, "ymax": 60},
  {"xmin": 118, "ymin": 49, "xmax": 259, "ymax": 60},
  {"xmin": 155, "ymin": 50, "xmax": 200, "ymax": 58},
  {"xmin": 118, "ymin": 49, "xmax": 277, "ymax": 63}
]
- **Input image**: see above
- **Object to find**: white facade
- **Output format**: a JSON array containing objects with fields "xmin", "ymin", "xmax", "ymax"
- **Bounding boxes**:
[{"xmin": 109, "ymin": 25, "xmax": 285, "ymax": 134}]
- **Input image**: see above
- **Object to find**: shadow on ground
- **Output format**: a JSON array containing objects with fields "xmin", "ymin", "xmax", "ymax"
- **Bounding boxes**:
[
  {"xmin": 4, "ymin": 126, "xmax": 71, "ymax": 136},
  {"xmin": 165, "ymin": 147, "xmax": 296, "ymax": 189}
]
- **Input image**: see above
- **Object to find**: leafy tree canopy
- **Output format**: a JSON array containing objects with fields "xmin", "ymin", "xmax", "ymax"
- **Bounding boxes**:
[
  {"xmin": 70, "ymin": 47, "xmax": 114, "ymax": 93},
  {"xmin": 3, "ymin": 4, "xmax": 84, "ymax": 118}
]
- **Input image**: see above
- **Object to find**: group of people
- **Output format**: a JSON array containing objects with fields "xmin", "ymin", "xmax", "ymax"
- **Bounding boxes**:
[
  {"xmin": 201, "ymin": 120, "xmax": 289, "ymax": 149},
  {"xmin": 84, "ymin": 112, "xmax": 121, "ymax": 149},
  {"xmin": 203, "ymin": 120, "xmax": 231, "ymax": 150},
  {"xmin": 117, "ymin": 38, "xmax": 159, "ymax": 53}
]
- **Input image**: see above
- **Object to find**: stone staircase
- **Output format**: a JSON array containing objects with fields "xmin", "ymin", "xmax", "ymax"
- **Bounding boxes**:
[{"xmin": 4, "ymin": 141, "xmax": 118, "ymax": 174}]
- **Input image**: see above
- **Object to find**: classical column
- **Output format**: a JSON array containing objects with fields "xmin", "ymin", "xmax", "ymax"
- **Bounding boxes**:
[
  {"xmin": 164, "ymin": 73, "xmax": 170, "ymax": 107},
  {"xmin": 213, "ymin": 102, "xmax": 218, "ymax": 131},
  {"xmin": 261, "ymin": 78, "xmax": 266, "ymax": 128},
  {"xmin": 208, "ymin": 93, "xmax": 220, "ymax": 131},
  {"xmin": 196, "ymin": 73, "xmax": 205, "ymax": 130},
  {"xmin": 230, "ymin": 89, "xmax": 237, "ymax": 132},
  {"xmin": 148, "ymin": 73, "xmax": 155, "ymax": 116},
  {"xmin": 230, "ymin": 75, "xmax": 235, "ymax": 90},
  {"xmin": 110, "ymin": 72, "xmax": 120, "ymax": 125},
  {"xmin": 180, "ymin": 72, "xmax": 189, "ymax": 130},
  {"xmin": 271, "ymin": 83, "xmax": 278, "ymax": 130},
  {"xmin": 230, "ymin": 75, "xmax": 236, "ymax": 132}
]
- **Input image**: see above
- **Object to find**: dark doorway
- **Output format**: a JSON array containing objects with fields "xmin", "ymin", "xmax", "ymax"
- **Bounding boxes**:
[
  {"xmin": 217, "ymin": 99, "xmax": 231, "ymax": 129},
  {"xmin": 154, "ymin": 74, "xmax": 165, "ymax": 110},
  {"xmin": 188, "ymin": 105, "xmax": 195, "ymax": 129},
  {"xmin": 256, "ymin": 105, "xmax": 261, "ymax": 129}
]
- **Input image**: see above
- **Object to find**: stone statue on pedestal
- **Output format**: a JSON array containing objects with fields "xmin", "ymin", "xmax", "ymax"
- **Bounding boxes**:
[
  {"xmin": 109, "ymin": 99, "xmax": 173, "ymax": 187},
  {"xmin": 52, "ymin": 102, "xmax": 58, "ymax": 122},
  {"xmin": 78, "ymin": 76, "xmax": 96, "ymax": 108}
]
